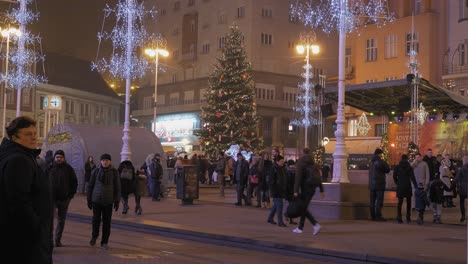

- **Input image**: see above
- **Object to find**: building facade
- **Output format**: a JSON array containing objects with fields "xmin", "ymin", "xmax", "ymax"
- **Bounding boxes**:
[{"xmin": 135, "ymin": 0, "xmax": 339, "ymax": 156}]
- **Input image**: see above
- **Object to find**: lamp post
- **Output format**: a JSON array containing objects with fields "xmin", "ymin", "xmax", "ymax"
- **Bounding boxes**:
[
  {"xmin": 1, "ymin": 27, "xmax": 21, "ymax": 138},
  {"xmin": 295, "ymin": 32, "xmax": 320, "ymax": 148},
  {"xmin": 144, "ymin": 41, "xmax": 168, "ymax": 135}
]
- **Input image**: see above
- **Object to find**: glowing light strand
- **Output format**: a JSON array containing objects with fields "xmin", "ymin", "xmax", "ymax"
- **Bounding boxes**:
[
  {"xmin": 416, "ymin": 102, "xmax": 427, "ymax": 125},
  {"xmin": 290, "ymin": 0, "xmax": 395, "ymax": 34},
  {"xmin": 0, "ymin": 0, "xmax": 47, "ymax": 91},
  {"xmin": 357, "ymin": 112, "xmax": 371, "ymax": 135},
  {"xmin": 92, "ymin": 0, "xmax": 154, "ymax": 80}
]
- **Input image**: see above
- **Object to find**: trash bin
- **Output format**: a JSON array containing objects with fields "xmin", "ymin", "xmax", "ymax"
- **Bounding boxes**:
[{"xmin": 176, "ymin": 165, "xmax": 199, "ymax": 205}]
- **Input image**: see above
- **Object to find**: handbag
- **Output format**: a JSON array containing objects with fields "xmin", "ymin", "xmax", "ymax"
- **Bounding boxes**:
[
  {"xmin": 212, "ymin": 171, "xmax": 218, "ymax": 182},
  {"xmin": 285, "ymin": 198, "xmax": 306, "ymax": 218},
  {"xmin": 249, "ymin": 174, "xmax": 259, "ymax": 184}
]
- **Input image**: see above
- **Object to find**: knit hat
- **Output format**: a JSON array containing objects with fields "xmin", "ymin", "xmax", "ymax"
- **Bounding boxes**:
[
  {"xmin": 54, "ymin": 150, "xmax": 65, "ymax": 158},
  {"xmin": 100, "ymin": 153, "xmax": 112, "ymax": 161},
  {"xmin": 374, "ymin": 148, "xmax": 384, "ymax": 155}
]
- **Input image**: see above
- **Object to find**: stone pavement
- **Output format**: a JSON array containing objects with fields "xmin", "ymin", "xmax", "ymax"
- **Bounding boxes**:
[{"xmin": 68, "ymin": 186, "xmax": 467, "ymax": 264}]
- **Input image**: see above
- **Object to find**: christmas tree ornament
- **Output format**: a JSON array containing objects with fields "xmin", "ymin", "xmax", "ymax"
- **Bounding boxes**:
[
  {"xmin": 218, "ymin": 135, "xmax": 222, "ymax": 142},
  {"xmin": 230, "ymin": 131, "xmax": 233, "ymax": 138},
  {"xmin": 218, "ymin": 90, "xmax": 222, "ymax": 97},
  {"xmin": 242, "ymin": 112, "xmax": 246, "ymax": 119},
  {"xmin": 357, "ymin": 112, "xmax": 371, "ymax": 136},
  {"xmin": 220, "ymin": 73, "xmax": 224, "ymax": 79},
  {"xmin": 215, "ymin": 112, "xmax": 221, "ymax": 118},
  {"xmin": 227, "ymin": 103, "xmax": 230, "ymax": 110}
]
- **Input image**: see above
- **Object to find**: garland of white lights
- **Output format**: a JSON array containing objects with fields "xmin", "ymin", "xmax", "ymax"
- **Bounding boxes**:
[
  {"xmin": 357, "ymin": 112, "xmax": 371, "ymax": 136},
  {"xmin": 0, "ymin": 0, "xmax": 46, "ymax": 91},
  {"xmin": 92, "ymin": 0, "xmax": 154, "ymax": 80},
  {"xmin": 416, "ymin": 102, "xmax": 428, "ymax": 125},
  {"xmin": 290, "ymin": 0, "xmax": 395, "ymax": 34}
]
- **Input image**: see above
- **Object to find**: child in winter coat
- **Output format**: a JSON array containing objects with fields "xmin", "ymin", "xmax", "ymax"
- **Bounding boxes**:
[{"xmin": 429, "ymin": 175, "xmax": 451, "ymax": 224}]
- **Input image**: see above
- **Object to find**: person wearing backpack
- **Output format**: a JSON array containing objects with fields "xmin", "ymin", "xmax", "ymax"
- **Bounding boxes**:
[
  {"xmin": 292, "ymin": 148, "xmax": 324, "ymax": 235},
  {"xmin": 148, "ymin": 153, "xmax": 164, "ymax": 201},
  {"xmin": 118, "ymin": 160, "xmax": 141, "ymax": 215}
]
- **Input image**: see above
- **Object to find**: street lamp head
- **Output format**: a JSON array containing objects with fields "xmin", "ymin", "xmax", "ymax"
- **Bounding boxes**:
[
  {"xmin": 296, "ymin": 45, "xmax": 305, "ymax": 54},
  {"xmin": 144, "ymin": 48, "xmax": 157, "ymax": 57},
  {"xmin": 311, "ymin": 44, "xmax": 320, "ymax": 55},
  {"xmin": 1, "ymin": 27, "xmax": 21, "ymax": 38},
  {"xmin": 158, "ymin": 49, "xmax": 169, "ymax": 57},
  {"xmin": 145, "ymin": 48, "xmax": 169, "ymax": 58}
]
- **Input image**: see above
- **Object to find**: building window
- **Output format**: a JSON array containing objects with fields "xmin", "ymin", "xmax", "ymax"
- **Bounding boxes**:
[
  {"xmin": 157, "ymin": 95, "xmax": 165, "ymax": 105},
  {"xmin": 375, "ymin": 124, "xmax": 385, "ymax": 137},
  {"xmin": 6, "ymin": 89, "xmax": 14, "ymax": 104},
  {"xmin": 200, "ymin": 88, "xmax": 207, "ymax": 103},
  {"xmin": 366, "ymin": 38, "xmax": 377, "ymax": 62},
  {"xmin": 190, "ymin": 20, "xmax": 196, "ymax": 32},
  {"xmin": 40, "ymin": 96, "xmax": 45, "ymax": 110},
  {"xmin": 261, "ymin": 8, "xmax": 272, "ymax": 17},
  {"xmin": 406, "ymin": 32, "xmax": 419, "ymax": 55},
  {"xmin": 201, "ymin": 43, "xmax": 210, "ymax": 54},
  {"xmin": 414, "ymin": 0, "xmax": 421, "ymax": 15},
  {"xmin": 219, "ymin": 36, "xmax": 226, "ymax": 49},
  {"xmin": 173, "ymin": 50, "xmax": 179, "ymax": 59},
  {"xmin": 459, "ymin": 43, "xmax": 466, "ymax": 66},
  {"xmin": 143, "ymin": 96, "xmax": 152, "ymax": 110},
  {"xmin": 460, "ymin": 0, "xmax": 468, "ymax": 20},
  {"xmin": 21, "ymin": 89, "xmax": 30, "ymax": 106},
  {"xmin": 160, "ymin": 9, "xmax": 166, "ymax": 15},
  {"xmin": 174, "ymin": 1, "xmax": 181, "ymax": 10},
  {"xmin": 261, "ymin": 33, "xmax": 272, "ymax": 46},
  {"xmin": 184, "ymin": 90, "xmax": 194, "ymax": 104},
  {"xmin": 172, "ymin": 27, "xmax": 179, "ymax": 36},
  {"xmin": 218, "ymin": 13, "xmax": 226, "ymax": 24},
  {"xmin": 237, "ymin": 6, "xmax": 245, "ymax": 18},
  {"xmin": 385, "ymin": 76, "xmax": 397, "ymax": 81},
  {"xmin": 39, "ymin": 121, "xmax": 44, "ymax": 138},
  {"xmin": 460, "ymin": 89, "xmax": 465, "ymax": 96},
  {"xmin": 80, "ymin": 103, "xmax": 84, "ymax": 116},
  {"xmin": 348, "ymin": 119, "xmax": 357, "ymax": 136},
  {"xmin": 366, "ymin": 79, "xmax": 378, "ymax": 83},
  {"xmin": 288, "ymin": 41, "xmax": 296, "ymax": 49},
  {"xmin": 283, "ymin": 87, "xmax": 298, "ymax": 106},
  {"xmin": 169, "ymin": 93, "xmax": 179, "ymax": 105},
  {"xmin": 289, "ymin": 14, "xmax": 299, "ymax": 23},
  {"xmin": 263, "ymin": 120, "xmax": 272, "ymax": 137},
  {"xmin": 384, "ymin": 34, "xmax": 398, "ymax": 59},
  {"xmin": 188, "ymin": 0, "xmax": 195, "ymax": 6},
  {"xmin": 172, "ymin": 73, "xmax": 178, "ymax": 83},
  {"xmin": 345, "ymin": 47, "xmax": 352, "ymax": 69}
]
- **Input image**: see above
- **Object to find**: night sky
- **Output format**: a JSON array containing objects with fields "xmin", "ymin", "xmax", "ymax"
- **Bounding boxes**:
[{"xmin": 1, "ymin": 0, "xmax": 115, "ymax": 62}]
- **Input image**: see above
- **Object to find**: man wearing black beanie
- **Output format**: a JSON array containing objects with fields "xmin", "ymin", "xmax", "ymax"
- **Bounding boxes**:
[
  {"xmin": 87, "ymin": 153, "xmax": 121, "ymax": 250},
  {"xmin": 368, "ymin": 148, "xmax": 390, "ymax": 221},
  {"xmin": 48, "ymin": 149, "xmax": 77, "ymax": 247}
]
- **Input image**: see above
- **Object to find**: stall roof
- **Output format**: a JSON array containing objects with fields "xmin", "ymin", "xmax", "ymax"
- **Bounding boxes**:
[{"xmin": 324, "ymin": 78, "xmax": 468, "ymax": 115}]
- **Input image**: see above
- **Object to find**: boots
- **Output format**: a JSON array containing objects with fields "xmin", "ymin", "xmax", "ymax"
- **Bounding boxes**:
[
  {"xmin": 417, "ymin": 212, "xmax": 424, "ymax": 225},
  {"xmin": 135, "ymin": 206, "xmax": 142, "ymax": 215},
  {"xmin": 121, "ymin": 198, "xmax": 129, "ymax": 214}
]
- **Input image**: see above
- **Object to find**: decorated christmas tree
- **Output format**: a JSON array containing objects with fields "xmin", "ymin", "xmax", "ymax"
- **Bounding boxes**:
[
  {"xmin": 407, "ymin": 141, "xmax": 419, "ymax": 162},
  {"xmin": 380, "ymin": 133, "xmax": 389, "ymax": 163},
  {"xmin": 195, "ymin": 25, "xmax": 262, "ymax": 158}
]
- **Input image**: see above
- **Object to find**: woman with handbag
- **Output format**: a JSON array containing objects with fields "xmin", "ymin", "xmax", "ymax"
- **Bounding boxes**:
[
  {"xmin": 247, "ymin": 157, "xmax": 261, "ymax": 207},
  {"xmin": 118, "ymin": 160, "xmax": 142, "ymax": 215}
]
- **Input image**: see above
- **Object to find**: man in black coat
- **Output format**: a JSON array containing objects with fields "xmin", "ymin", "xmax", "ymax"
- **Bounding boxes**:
[
  {"xmin": 48, "ymin": 149, "xmax": 78, "ymax": 247},
  {"xmin": 423, "ymin": 148, "xmax": 438, "ymax": 181},
  {"xmin": 393, "ymin": 154, "xmax": 418, "ymax": 224},
  {"xmin": 293, "ymin": 148, "xmax": 324, "ymax": 235},
  {"xmin": 368, "ymin": 148, "xmax": 391, "ymax": 221},
  {"xmin": 0, "ymin": 116, "xmax": 53, "ymax": 264},
  {"xmin": 233, "ymin": 153, "xmax": 249, "ymax": 206}
]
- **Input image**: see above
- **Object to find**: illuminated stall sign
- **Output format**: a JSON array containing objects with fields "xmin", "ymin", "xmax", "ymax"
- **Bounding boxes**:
[{"xmin": 155, "ymin": 114, "xmax": 200, "ymax": 142}]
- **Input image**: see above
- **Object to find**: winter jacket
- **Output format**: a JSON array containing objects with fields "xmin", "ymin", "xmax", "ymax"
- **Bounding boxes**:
[
  {"xmin": 233, "ymin": 158, "xmax": 249, "ymax": 186},
  {"xmin": 423, "ymin": 155, "xmax": 438, "ymax": 180},
  {"xmin": 412, "ymin": 160, "xmax": 430, "ymax": 189},
  {"xmin": 270, "ymin": 164, "xmax": 288, "ymax": 198},
  {"xmin": 429, "ymin": 179, "xmax": 451, "ymax": 203},
  {"xmin": 455, "ymin": 164, "xmax": 468, "ymax": 197},
  {"xmin": 147, "ymin": 159, "xmax": 163, "ymax": 180},
  {"xmin": 118, "ymin": 161, "xmax": 136, "ymax": 195},
  {"xmin": 368, "ymin": 155, "xmax": 390, "ymax": 191},
  {"xmin": 84, "ymin": 161, "xmax": 96, "ymax": 182},
  {"xmin": 0, "ymin": 138, "xmax": 53, "ymax": 264},
  {"xmin": 393, "ymin": 160, "xmax": 417, "ymax": 198},
  {"xmin": 294, "ymin": 154, "xmax": 323, "ymax": 194},
  {"xmin": 88, "ymin": 165, "xmax": 121, "ymax": 205},
  {"xmin": 48, "ymin": 161, "xmax": 78, "ymax": 201}
]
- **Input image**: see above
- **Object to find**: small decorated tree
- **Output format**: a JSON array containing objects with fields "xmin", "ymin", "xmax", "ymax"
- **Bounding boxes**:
[
  {"xmin": 380, "ymin": 133, "xmax": 389, "ymax": 163},
  {"xmin": 407, "ymin": 141, "xmax": 419, "ymax": 162}
]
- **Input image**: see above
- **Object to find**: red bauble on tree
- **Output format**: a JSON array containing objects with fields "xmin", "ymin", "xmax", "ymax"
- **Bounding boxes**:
[
  {"xmin": 241, "ymin": 73, "xmax": 247, "ymax": 79},
  {"xmin": 218, "ymin": 135, "xmax": 222, "ymax": 142},
  {"xmin": 242, "ymin": 112, "xmax": 246, "ymax": 119},
  {"xmin": 215, "ymin": 112, "xmax": 221, "ymax": 118},
  {"xmin": 220, "ymin": 73, "xmax": 225, "ymax": 79},
  {"xmin": 218, "ymin": 90, "xmax": 222, "ymax": 97}
]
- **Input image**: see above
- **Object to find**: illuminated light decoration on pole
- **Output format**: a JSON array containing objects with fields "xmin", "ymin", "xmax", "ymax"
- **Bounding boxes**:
[
  {"xmin": 407, "ymin": 14, "xmax": 421, "ymax": 145},
  {"xmin": 291, "ymin": 31, "xmax": 321, "ymax": 148},
  {"xmin": 92, "ymin": 0, "xmax": 153, "ymax": 162},
  {"xmin": 2, "ymin": 0, "xmax": 47, "ymax": 117},
  {"xmin": 144, "ymin": 36, "xmax": 169, "ymax": 135},
  {"xmin": 357, "ymin": 112, "xmax": 371, "ymax": 136},
  {"xmin": 291, "ymin": 0, "xmax": 394, "ymax": 183},
  {"xmin": 416, "ymin": 102, "xmax": 428, "ymax": 125}
]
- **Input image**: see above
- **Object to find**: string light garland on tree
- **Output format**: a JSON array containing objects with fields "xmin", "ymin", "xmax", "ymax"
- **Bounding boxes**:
[
  {"xmin": 416, "ymin": 102, "xmax": 428, "ymax": 125},
  {"xmin": 357, "ymin": 112, "xmax": 371, "ymax": 136},
  {"xmin": 407, "ymin": 141, "xmax": 419, "ymax": 162},
  {"xmin": 194, "ymin": 25, "xmax": 262, "ymax": 158},
  {"xmin": 314, "ymin": 145, "xmax": 325, "ymax": 167},
  {"xmin": 380, "ymin": 133, "xmax": 389, "ymax": 163}
]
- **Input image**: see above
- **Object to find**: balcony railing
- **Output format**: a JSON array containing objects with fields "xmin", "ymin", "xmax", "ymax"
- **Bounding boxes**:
[{"xmin": 443, "ymin": 65, "xmax": 468, "ymax": 75}]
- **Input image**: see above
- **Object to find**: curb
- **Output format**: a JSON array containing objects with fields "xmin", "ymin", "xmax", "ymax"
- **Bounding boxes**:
[{"xmin": 68, "ymin": 212, "xmax": 429, "ymax": 264}]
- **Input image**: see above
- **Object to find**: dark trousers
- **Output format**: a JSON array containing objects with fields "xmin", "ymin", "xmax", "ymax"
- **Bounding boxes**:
[
  {"xmin": 91, "ymin": 204, "xmax": 113, "ymax": 244},
  {"xmin": 237, "ymin": 183, "xmax": 247, "ymax": 204},
  {"xmin": 460, "ymin": 195, "xmax": 467, "ymax": 218},
  {"xmin": 151, "ymin": 178, "xmax": 161, "ymax": 200},
  {"xmin": 121, "ymin": 194, "xmax": 142, "ymax": 211},
  {"xmin": 397, "ymin": 196, "xmax": 412, "ymax": 220},
  {"xmin": 247, "ymin": 183, "xmax": 261, "ymax": 206},
  {"xmin": 299, "ymin": 190, "xmax": 318, "ymax": 230},
  {"xmin": 370, "ymin": 190, "xmax": 385, "ymax": 219},
  {"xmin": 268, "ymin": 197, "xmax": 284, "ymax": 224},
  {"xmin": 54, "ymin": 199, "xmax": 71, "ymax": 242}
]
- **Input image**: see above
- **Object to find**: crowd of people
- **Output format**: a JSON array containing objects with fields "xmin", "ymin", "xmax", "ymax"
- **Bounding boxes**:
[{"xmin": 0, "ymin": 116, "xmax": 466, "ymax": 264}]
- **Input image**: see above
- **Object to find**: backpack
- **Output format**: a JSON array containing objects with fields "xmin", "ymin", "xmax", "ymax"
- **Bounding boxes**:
[
  {"xmin": 305, "ymin": 165, "xmax": 321, "ymax": 187},
  {"xmin": 120, "ymin": 167, "xmax": 133, "ymax": 180}
]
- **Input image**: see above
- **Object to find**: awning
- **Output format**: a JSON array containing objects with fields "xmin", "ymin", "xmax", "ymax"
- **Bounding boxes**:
[{"xmin": 324, "ymin": 78, "xmax": 468, "ymax": 115}]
